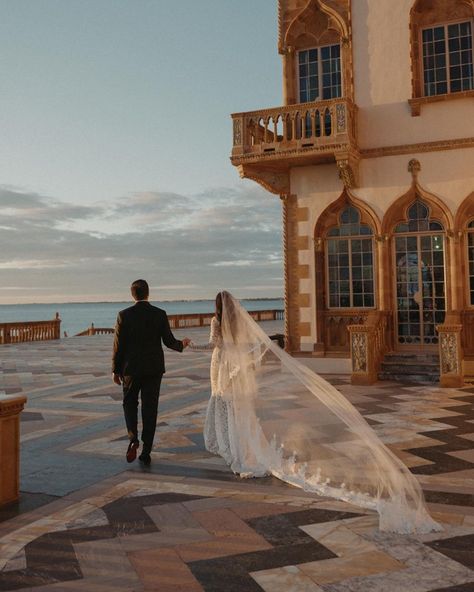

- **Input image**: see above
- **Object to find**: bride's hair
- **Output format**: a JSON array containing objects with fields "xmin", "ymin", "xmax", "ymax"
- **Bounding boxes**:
[
  {"xmin": 215, "ymin": 292, "xmax": 223, "ymax": 324},
  {"xmin": 216, "ymin": 291, "xmax": 238, "ymax": 342}
]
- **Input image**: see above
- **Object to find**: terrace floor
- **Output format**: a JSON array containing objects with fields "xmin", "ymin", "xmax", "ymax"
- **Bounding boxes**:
[{"xmin": 0, "ymin": 322, "xmax": 473, "ymax": 592}]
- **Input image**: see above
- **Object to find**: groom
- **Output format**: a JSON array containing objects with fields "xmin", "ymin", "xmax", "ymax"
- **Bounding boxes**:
[{"xmin": 112, "ymin": 279, "xmax": 190, "ymax": 465}]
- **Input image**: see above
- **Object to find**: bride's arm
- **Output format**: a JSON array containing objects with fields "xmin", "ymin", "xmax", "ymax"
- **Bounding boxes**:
[{"xmin": 188, "ymin": 317, "xmax": 220, "ymax": 350}]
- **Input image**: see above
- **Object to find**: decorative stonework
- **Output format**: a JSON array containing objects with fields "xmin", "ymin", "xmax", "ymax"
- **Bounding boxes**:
[
  {"xmin": 361, "ymin": 136, "xmax": 474, "ymax": 159},
  {"xmin": 237, "ymin": 165, "xmax": 290, "ymax": 195},
  {"xmin": 278, "ymin": 0, "xmax": 353, "ymax": 104},
  {"xmin": 437, "ymin": 323, "xmax": 464, "ymax": 388},
  {"xmin": 408, "ymin": 158, "xmax": 421, "ymax": 181},
  {"xmin": 337, "ymin": 159, "xmax": 356, "ymax": 188},
  {"xmin": 336, "ymin": 102, "xmax": 346, "ymax": 133},
  {"xmin": 282, "ymin": 194, "xmax": 301, "ymax": 352},
  {"xmin": 351, "ymin": 331, "xmax": 367, "ymax": 373},
  {"xmin": 440, "ymin": 332, "xmax": 460, "ymax": 375},
  {"xmin": 233, "ymin": 118, "xmax": 242, "ymax": 146}
]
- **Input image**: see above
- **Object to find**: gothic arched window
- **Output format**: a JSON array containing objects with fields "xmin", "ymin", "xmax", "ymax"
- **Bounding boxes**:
[{"xmin": 326, "ymin": 206, "xmax": 375, "ymax": 308}]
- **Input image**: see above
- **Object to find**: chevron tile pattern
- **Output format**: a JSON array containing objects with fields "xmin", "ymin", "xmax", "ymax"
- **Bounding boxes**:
[{"xmin": 0, "ymin": 325, "xmax": 473, "ymax": 591}]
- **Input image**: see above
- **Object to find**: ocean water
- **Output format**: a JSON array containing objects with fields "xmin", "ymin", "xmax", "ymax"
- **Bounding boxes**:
[{"xmin": 0, "ymin": 299, "xmax": 284, "ymax": 337}]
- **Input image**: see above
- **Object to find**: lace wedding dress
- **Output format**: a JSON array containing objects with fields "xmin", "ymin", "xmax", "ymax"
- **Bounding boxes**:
[{"xmin": 191, "ymin": 292, "xmax": 441, "ymax": 535}]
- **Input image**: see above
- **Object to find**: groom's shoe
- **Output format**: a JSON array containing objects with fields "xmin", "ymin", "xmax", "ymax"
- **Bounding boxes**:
[
  {"xmin": 126, "ymin": 440, "xmax": 139, "ymax": 463},
  {"xmin": 138, "ymin": 452, "xmax": 151, "ymax": 466}
]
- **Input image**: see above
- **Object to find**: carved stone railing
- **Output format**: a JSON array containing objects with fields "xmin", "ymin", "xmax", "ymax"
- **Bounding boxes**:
[
  {"xmin": 231, "ymin": 98, "xmax": 359, "ymax": 188},
  {"xmin": 0, "ymin": 394, "xmax": 27, "ymax": 505},
  {"xmin": 76, "ymin": 309, "xmax": 285, "ymax": 335},
  {"xmin": 0, "ymin": 314, "xmax": 61, "ymax": 344},
  {"xmin": 436, "ymin": 318, "xmax": 464, "ymax": 388},
  {"xmin": 348, "ymin": 311, "xmax": 390, "ymax": 385},
  {"xmin": 324, "ymin": 310, "xmax": 368, "ymax": 353},
  {"xmin": 76, "ymin": 323, "xmax": 115, "ymax": 336}
]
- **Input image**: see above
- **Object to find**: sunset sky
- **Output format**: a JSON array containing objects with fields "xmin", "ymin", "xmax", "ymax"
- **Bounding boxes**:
[{"xmin": 0, "ymin": 0, "xmax": 284, "ymax": 303}]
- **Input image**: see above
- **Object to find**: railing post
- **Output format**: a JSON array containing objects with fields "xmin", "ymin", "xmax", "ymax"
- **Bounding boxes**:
[
  {"xmin": 232, "ymin": 115, "xmax": 245, "ymax": 156},
  {"xmin": 348, "ymin": 321, "xmax": 379, "ymax": 385},
  {"xmin": 436, "ymin": 322, "xmax": 464, "ymax": 387},
  {"xmin": 0, "ymin": 394, "xmax": 27, "ymax": 505}
]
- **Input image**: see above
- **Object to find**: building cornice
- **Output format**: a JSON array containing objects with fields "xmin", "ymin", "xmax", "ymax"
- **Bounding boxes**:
[{"xmin": 360, "ymin": 136, "xmax": 474, "ymax": 159}]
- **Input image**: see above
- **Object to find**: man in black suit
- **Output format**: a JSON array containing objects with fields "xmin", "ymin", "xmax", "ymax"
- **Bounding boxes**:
[{"xmin": 112, "ymin": 279, "xmax": 190, "ymax": 465}]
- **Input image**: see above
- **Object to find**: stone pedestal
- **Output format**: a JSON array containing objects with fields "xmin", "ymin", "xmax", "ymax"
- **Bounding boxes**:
[
  {"xmin": 0, "ymin": 395, "xmax": 26, "ymax": 506},
  {"xmin": 436, "ymin": 322, "xmax": 464, "ymax": 388}
]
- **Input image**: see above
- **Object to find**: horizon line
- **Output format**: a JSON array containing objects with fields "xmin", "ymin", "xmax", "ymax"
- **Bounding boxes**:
[{"xmin": 0, "ymin": 296, "xmax": 284, "ymax": 307}]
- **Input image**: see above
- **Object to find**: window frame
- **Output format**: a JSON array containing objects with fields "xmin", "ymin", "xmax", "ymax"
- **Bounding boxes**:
[
  {"xmin": 466, "ymin": 219, "xmax": 474, "ymax": 308},
  {"xmin": 324, "ymin": 206, "xmax": 376, "ymax": 311},
  {"xmin": 419, "ymin": 18, "xmax": 474, "ymax": 98},
  {"xmin": 296, "ymin": 43, "xmax": 343, "ymax": 104}
]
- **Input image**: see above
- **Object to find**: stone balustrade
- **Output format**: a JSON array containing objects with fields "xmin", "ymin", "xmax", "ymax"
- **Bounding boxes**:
[
  {"xmin": 0, "ymin": 314, "xmax": 61, "ymax": 344},
  {"xmin": 0, "ymin": 394, "xmax": 27, "ymax": 506},
  {"xmin": 76, "ymin": 309, "xmax": 285, "ymax": 335},
  {"xmin": 231, "ymin": 98, "xmax": 357, "ymax": 164}
]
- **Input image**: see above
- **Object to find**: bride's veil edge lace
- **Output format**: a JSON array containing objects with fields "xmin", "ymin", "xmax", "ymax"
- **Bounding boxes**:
[{"xmin": 217, "ymin": 291, "xmax": 441, "ymax": 535}]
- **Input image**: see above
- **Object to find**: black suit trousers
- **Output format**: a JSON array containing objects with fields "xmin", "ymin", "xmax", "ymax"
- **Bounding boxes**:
[{"xmin": 122, "ymin": 375, "xmax": 163, "ymax": 454}]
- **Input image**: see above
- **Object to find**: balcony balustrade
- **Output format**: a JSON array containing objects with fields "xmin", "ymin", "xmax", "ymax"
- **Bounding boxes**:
[{"xmin": 231, "ymin": 98, "xmax": 359, "ymax": 192}]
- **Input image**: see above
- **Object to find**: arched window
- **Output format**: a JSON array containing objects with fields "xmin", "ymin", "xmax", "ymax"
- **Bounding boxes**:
[
  {"xmin": 411, "ymin": 0, "xmax": 474, "ymax": 100},
  {"xmin": 467, "ymin": 220, "xmax": 474, "ymax": 305},
  {"xmin": 326, "ymin": 206, "xmax": 375, "ymax": 308},
  {"xmin": 394, "ymin": 200, "xmax": 444, "ymax": 232},
  {"xmin": 393, "ymin": 200, "xmax": 446, "ymax": 346}
]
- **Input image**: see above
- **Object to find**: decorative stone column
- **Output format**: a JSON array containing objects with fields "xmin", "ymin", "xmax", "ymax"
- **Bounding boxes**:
[
  {"xmin": 436, "ymin": 322, "xmax": 464, "ymax": 388},
  {"xmin": 0, "ymin": 394, "xmax": 27, "ymax": 505},
  {"xmin": 348, "ymin": 325, "xmax": 376, "ymax": 385}
]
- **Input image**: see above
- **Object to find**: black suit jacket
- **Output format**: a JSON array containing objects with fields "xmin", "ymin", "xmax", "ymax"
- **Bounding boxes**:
[{"xmin": 112, "ymin": 301, "xmax": 183, "ymax": 376}]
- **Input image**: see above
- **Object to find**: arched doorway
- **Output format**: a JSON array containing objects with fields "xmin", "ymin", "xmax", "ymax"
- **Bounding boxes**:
[{"xmin": 393, "ymin": 200, "xmax": 446, "ymax": 348}]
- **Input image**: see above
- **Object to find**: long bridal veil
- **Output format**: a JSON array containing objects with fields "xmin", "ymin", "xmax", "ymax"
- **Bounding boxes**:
[{"xmin": 215, "ymin": 291, "xmax": 441, "ymax": 534}]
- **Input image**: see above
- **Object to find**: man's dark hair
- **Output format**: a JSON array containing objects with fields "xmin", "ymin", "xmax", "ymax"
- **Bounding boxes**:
[{"xmin": 131, "ymin": 279, "xmax": 149, "ymax": 301}]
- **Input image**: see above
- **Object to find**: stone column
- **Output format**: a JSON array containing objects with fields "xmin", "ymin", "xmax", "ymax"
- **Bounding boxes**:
[
  {"xmin": 0, "ymin": 395, "xmax": 27, "ymax": 505},
  {"xmin": 282, "ymin": 46, "xmax": 296, "ymax": 105},
  {"xmin": 281, "ymin": 194, "xmax": 300, "ymax": 352}
]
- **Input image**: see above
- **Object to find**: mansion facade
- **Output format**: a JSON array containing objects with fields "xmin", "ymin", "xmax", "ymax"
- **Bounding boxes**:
[{"xmin": 231, "ymin": 0, "xmax": 474, "ymax": 386}]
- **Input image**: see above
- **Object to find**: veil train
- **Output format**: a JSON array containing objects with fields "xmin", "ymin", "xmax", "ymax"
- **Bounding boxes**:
[{"xmin": 211, "ymin": 291, "xmax": 441, "ymax": 535}]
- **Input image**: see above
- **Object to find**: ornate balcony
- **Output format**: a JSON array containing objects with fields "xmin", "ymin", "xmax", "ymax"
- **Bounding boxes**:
[{"xmin": 231, "ymin": 98, "xmax": 359, "ymax": 194}]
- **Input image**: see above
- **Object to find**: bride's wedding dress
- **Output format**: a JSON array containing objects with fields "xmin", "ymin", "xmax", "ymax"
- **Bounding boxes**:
[{"xmin": 191, "ymin": 292, "xmax": 441, "ymax": 535}]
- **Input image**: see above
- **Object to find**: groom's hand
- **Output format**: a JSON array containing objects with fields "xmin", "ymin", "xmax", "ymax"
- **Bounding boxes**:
[
  {"xmin": 182, "ymin": 338, "xmax": 191, "ymax": 349},
  {"xmin": 112, "ymin": 373, "xmax": 122, "ymax": 385}
]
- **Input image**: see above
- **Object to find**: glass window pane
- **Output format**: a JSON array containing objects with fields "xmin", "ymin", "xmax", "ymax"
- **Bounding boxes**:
[{"xmin": 325, "ymin": 208, "xmax": 375, "ymax": 308}]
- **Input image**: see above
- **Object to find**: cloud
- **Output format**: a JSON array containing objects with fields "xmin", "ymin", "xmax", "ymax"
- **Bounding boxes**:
[{"xmin": 0, "ymin": 183, "xmax": 284, "ymax": 303}]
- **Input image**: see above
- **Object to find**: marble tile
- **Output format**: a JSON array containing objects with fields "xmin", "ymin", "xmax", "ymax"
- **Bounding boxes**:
[
  {"xmin": 250, "ymin": 565, "xmax": 324, "ymax": 591},
  {"xmin": 299, "ymin": 550, "xmax": 405, "ymax": 584}
]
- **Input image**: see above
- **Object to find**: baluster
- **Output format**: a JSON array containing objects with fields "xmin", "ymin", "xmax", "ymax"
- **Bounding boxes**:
[
  {"xmin": 324, "ymin": 108, "xmax": 332, "ymax": 136},
  {"xmin": 315, "ymin": 110, "xmax": 321, "ymax": 137}
]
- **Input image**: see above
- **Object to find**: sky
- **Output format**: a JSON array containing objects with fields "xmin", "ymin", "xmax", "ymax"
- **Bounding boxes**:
[{"xmin": 0, "ymin": 0, "xmax": 284, "ymax": 304}]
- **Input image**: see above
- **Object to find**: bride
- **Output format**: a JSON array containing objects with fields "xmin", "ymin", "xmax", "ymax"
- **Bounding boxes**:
[{"xmin": 190, "ymin": 291, "xmax": 441, "ymax": 535}]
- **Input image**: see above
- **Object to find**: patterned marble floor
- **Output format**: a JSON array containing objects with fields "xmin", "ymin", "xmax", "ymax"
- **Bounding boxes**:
[{"xmin": 0, "ymin": 324, "xmax": 473, "ymax": 592}]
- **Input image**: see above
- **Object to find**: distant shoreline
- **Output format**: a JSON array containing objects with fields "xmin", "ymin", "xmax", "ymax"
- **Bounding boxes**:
[{"xmin": 0, "ymin": 297, "xmax": 284, "ymax": 307}]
